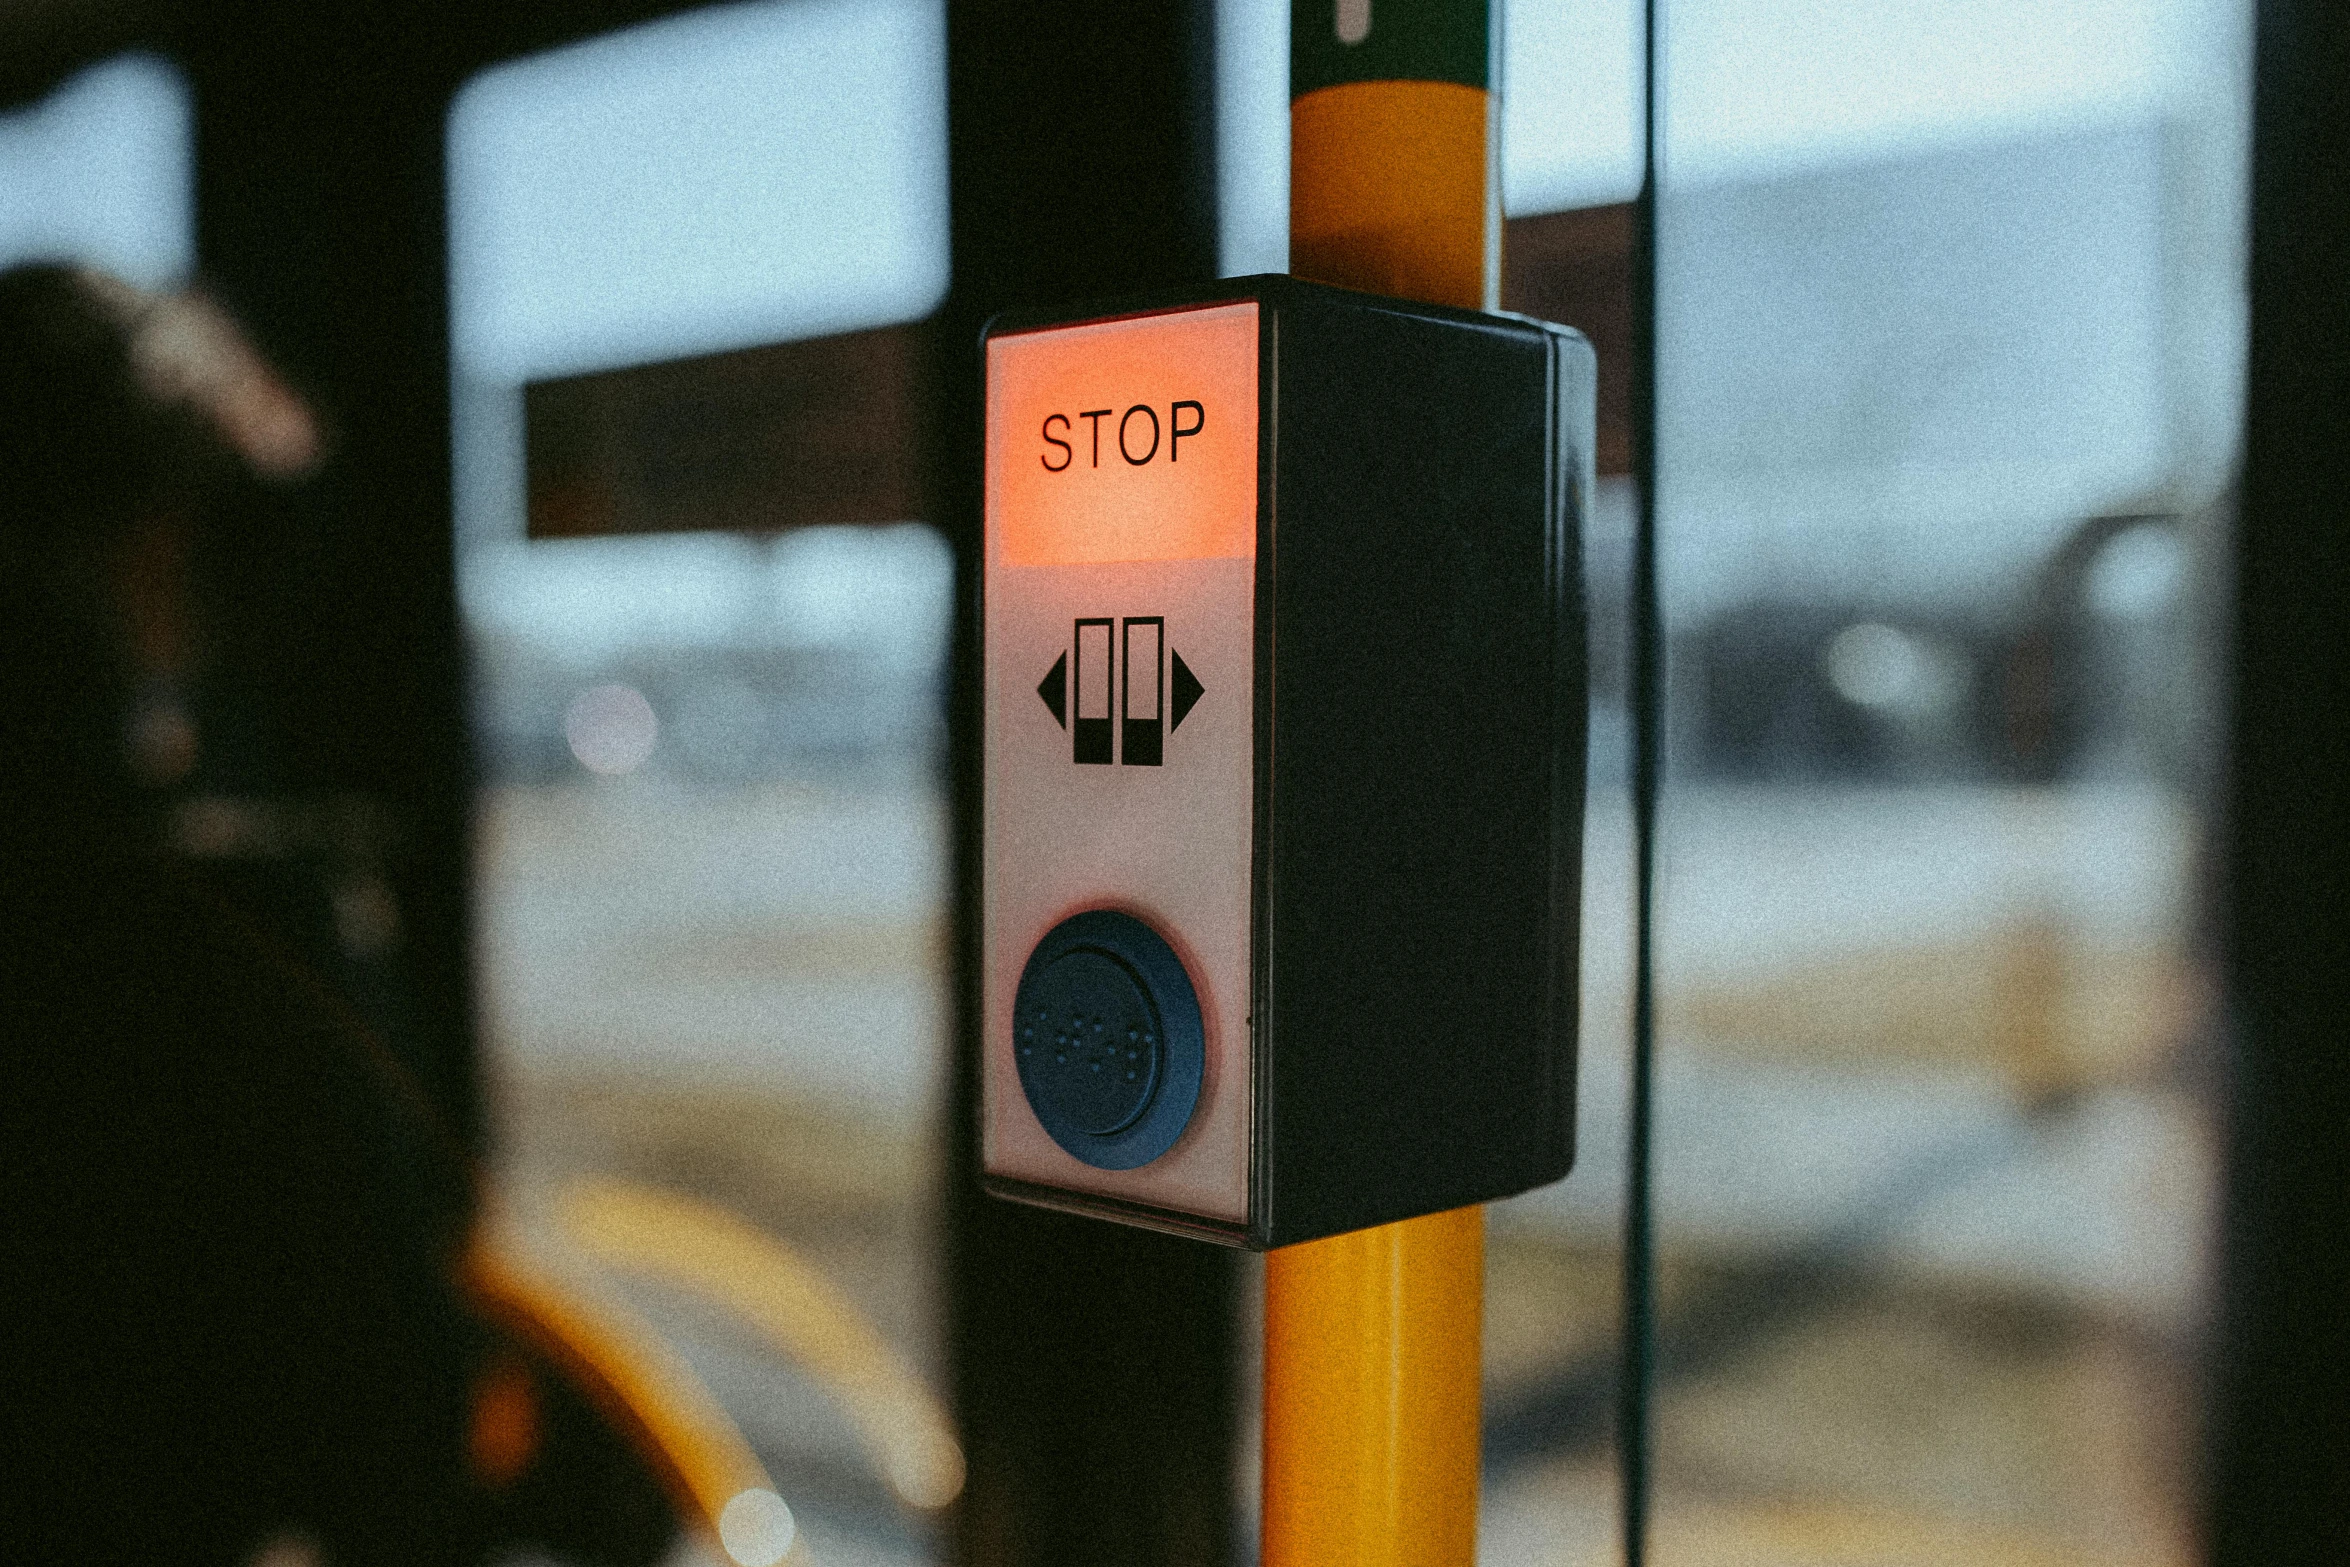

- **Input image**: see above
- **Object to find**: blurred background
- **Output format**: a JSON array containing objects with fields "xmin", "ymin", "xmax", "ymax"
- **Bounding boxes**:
[{"xmin": 0, "ymin": 0, "xmax": 2250, "ymax": 1561}]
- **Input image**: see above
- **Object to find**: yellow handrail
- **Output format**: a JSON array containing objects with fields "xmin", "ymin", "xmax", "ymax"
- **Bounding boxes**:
[
  {"xmin": 553, "ymin": 1178, "xmax": 966, "ymax": 1514},
  {"xmin": 464, "ymin": 1239, "xmax": 809, "ymax": 1567}
]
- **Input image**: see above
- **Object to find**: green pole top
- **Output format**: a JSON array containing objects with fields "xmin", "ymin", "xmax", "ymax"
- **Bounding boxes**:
[{"xmin": 1291, "ymin": 0, "xmax": 1492, "ymax": 99}]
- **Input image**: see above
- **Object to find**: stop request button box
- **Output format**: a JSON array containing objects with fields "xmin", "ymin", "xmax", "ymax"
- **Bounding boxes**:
[{"xmin": 980, "ymin": 275, "xmax": 1594, "ymax": 1250}]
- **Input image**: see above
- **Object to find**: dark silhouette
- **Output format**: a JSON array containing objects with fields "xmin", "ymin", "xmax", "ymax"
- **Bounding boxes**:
[{"xmin": 0, "ymin": 265, "xmax": 670, "ymax": 1567}]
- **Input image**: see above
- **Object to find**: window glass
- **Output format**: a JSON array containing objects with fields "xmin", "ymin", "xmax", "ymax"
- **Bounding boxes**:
[
  {"xmin": 449, "ymin": 6, "xmax": 956, "ymax": 1563},
  {"xmin": 1643, "ymin": 0, "xmax": 2241, "ymax": 1560},
  {"xmin": 1481, "ymin": 2, "xmax": 2244, "ymax": 1562},
  {"xmin": 0, "ymin": 52, "xmax": 191, "ymax": 287},
  {"xmin": 449, "ymin": 0, "xmax": 948, "ymax": 384}
]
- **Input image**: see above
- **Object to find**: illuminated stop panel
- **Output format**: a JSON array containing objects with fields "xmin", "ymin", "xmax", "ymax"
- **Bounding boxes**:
[
  {"xmin": 980, "ymin": 299, "xmax": 1264, "ymax": 1232},
  {"xmin": 981, "ymin": 278, "xmax": 1590, "ymax": 1249},
  {"xmin": 985, "ymin": 302, "xmax": 1259, "ymax": 568}
]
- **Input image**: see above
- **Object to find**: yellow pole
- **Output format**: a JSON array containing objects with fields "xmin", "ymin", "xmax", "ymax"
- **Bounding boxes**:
[
  {"xmin": 1266, "ymin": 6, "xmax": 1498, "ymax": 1565},
  {"xmin": 1263, "ymin": 1206, "xmax": 1487, "ymax": 1566},
  {"xmin": 1290, "ymin": 79, "xmax": 1497, "ymax": 310}
]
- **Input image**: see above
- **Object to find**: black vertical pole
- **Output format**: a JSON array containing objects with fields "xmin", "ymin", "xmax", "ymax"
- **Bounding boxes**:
[
  {"xmin": 186, "ymin": 7, "xmax": 481, "ymax": 1148},
  {"xmin": 1617, "ymin": 0, "xmax": 1661, "ymax": 1561},
  {"xmin": 937, "ymin": 3, "xmax": 1237, "ymax": 1565},
  {"xmin": 168, "ymin": 13, "xmax": 498, "ymax": 1549},
  {"xmin": 2210, "ymin": 0, "xmax": 2350, "ymax": 1559}
]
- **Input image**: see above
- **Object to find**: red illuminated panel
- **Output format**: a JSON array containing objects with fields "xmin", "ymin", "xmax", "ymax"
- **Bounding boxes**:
[{"xmin": 987, "ymin": 303, "xmax": 1259, "ymax": 566}]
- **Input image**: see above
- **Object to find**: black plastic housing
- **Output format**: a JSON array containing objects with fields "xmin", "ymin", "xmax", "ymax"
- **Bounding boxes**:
[{"xmin": 983, "ymin": 276, "xmax": 1592, "ymax": 1248}]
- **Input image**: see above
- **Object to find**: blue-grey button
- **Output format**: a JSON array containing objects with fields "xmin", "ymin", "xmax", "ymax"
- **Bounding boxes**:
[{"xmin": 1012, "ymin": 910, "xmax": 1204, "ymax": 1170}]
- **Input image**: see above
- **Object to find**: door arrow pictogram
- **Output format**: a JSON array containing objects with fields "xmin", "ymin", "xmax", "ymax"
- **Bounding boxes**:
[
  {"xmin": 1170, "ymin": 651, "xmax": 1204, "ymax": 731},
  {"xmin": 1039, "ymin": 629, "xmax": 1200, "ymax": 758},
  {"xmin": 1038, "ymin": 652, "xmax": 1067, "ymax": 728}
]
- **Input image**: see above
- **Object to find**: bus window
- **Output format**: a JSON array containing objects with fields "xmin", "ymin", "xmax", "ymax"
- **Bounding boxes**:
[
  {"xmin": 449, "ymin": 5, "xmax": 955, "ymax": 1562},
  {"xmin": 1485, "ymin": 0, "xmax": 2244, "ymax": 1559},
  {"xmin": 0, "ymin": 52, "xmax": 191, "ymax": 287}
]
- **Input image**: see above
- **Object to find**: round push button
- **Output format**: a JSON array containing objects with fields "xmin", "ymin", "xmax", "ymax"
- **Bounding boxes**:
[
  {"xmin": 1012, "ymin": 910, "xmax": 1204, "ymax": 1170},
  {"xmin": 1016, "ymin": 949, "xmax": 1162, "ymax": 1136}
]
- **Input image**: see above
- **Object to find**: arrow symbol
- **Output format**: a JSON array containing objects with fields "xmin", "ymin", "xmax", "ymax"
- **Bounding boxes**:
[
  {"xmin": 1037, "ymin": 651, "xmax": 1067, "ymax": 729},
  {"xmin": 1170, "ymin": 650, "xmax": 1204, "ymax": 731}
]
